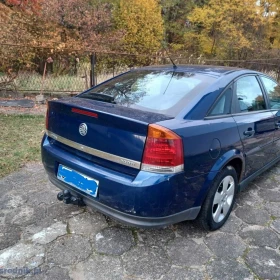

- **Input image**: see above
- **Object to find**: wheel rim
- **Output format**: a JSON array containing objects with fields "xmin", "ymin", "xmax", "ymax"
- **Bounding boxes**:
[{"xmin": 212, "ymin": 175, "xmax": 235, "ymax": 223}]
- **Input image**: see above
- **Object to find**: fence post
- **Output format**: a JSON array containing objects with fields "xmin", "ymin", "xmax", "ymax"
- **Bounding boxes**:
[{"xmin": 90, "ymin": 53, "xmax": 96, "ymax": 87}]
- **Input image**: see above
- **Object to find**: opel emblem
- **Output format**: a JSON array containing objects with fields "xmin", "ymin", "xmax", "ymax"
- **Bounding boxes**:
[{"xmin": 79, "ymin": 123, "xmax": 88, "ymax": 136}]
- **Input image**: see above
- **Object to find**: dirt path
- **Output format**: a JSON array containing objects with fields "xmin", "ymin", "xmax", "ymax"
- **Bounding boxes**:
[{"xmin": 0, "ymin": 97, "xmax": 47, "ymax": 115}]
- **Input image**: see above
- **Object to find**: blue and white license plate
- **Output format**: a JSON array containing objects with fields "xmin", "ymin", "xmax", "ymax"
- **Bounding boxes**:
[{"xmin": 57, "ymin": 164, "xmax": 99, "ymax": 197}]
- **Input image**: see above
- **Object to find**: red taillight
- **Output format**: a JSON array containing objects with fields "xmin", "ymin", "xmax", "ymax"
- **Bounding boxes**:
[
  {"xmin": 45, "ymin": 102, "xmax": 49, "ymax": 130},
  {"xmin": 141, "ymin": 124, "xmax": 184, "ymax": 173}
]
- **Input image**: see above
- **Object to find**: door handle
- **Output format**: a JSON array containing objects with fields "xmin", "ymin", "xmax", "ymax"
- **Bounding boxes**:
[{"xmin": 243, "ymin": 130, "xmax": 255, "ymax": 137}]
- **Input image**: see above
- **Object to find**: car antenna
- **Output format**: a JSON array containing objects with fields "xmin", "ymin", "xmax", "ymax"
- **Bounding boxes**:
[
  {"xmin": 168, "ymin": 54, "xmax": 177, "ymax": 69},
  {"xmin": 162, "ymin": 42, "xmax": 177, "ymax": 69}
]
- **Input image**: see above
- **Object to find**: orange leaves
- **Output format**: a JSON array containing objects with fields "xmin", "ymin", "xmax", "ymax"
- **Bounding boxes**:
[
  {"xmin": 41, "ymin": 0, "xmax": 120, "ymax": 52},
  {"xmin": 5, "ymin": 0, "xmax": 41, "ymax": 14}
]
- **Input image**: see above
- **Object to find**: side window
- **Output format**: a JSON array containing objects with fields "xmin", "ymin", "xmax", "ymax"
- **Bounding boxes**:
[
  {"xmin": 260, "ymin": 76, "xmax": 280, "ymax": 109},
  {"xmin": 209, "ymin": 87, "xmax": 232, "ymax": 116},
  {"xmin": 235, "ymin": 76, "xmax": 266, "ymax": 112}
]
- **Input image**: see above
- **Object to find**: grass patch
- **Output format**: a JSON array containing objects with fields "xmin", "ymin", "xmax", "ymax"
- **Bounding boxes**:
[
  {"xmin": 0, "ymin": 114, "xmax": 45, "ymax": 178},
  {"xmin": 270, "ymin": 215, "xmax": 277, "ymax": 221}
]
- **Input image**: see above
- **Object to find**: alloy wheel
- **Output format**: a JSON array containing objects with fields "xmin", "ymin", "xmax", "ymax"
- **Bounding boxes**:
[{"xmin": 212, "ymin": 175, "xmax": 235, "ymax": 223}]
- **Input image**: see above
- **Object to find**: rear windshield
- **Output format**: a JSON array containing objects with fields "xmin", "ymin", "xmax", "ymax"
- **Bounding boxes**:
[{"xmin": 79, "ymin": 70, "xmax": 216, "ymax": 116}]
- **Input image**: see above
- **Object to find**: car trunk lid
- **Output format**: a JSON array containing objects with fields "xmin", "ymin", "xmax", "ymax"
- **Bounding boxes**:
[{"xmin": 46, "ymin": 97, "xmax": 173, "ymax": 174}]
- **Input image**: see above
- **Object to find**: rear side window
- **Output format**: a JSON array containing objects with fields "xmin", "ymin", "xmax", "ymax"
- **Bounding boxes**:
[
  {"xmin": 260, "ymin": 76, "xmax": 280, "ymax": 109},
  {"xmin": 235, "ymin": 76, "xmax": 266, "ymax": 112},
  {"xmin": 79, "ymin": 70, "xmax": 216, "ymax": 116},
  {"xmin": 209, "ymin": 87, "xmax": 232, "ymax": 116}
]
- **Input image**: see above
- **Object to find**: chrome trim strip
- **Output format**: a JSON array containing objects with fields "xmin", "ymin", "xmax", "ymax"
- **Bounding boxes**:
[
  {"xmin": 46, "ymin": 130, "xmax": 141, "ymax": 170},
  {"xmin": 141, "ymin": 163, "xmax": 184, "ymax": 174}
]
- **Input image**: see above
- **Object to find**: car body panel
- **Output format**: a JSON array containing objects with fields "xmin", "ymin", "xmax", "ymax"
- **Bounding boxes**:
[
  {"xmin": 47, "ymin": 98, "xmax": 174, "ymax": 175},
  {"xmin": 42, "ymin": 134, "xmax": 204, "ymax": 218},
  {"xmin": 157, "ymin": 117, "xmax": 243, "ymax": 178},
  {"xmin": 41, "ymin": 65, "xmax": 280, "ymax": 228},
  {"xmin": 258, "ymin": 74, "xmax": 280, "ymax": 158},
  {"xmin": 232, "ymin": 111, "xmax": 275, "ymax": 177},
  {"xmin": 271, "ymin": 109, "xmax": 280, "ymax": 158},
  {"xmin": 231, "ymin": 74, "xmax": 276, "ymax": 177}
]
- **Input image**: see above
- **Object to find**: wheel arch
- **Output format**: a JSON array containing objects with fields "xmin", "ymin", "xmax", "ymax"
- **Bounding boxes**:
[
  {"xmin": 194, "ymin": 149, "xmax": 245, "ymax": 207},
  {"xmin": 226, "ymin": 157, "xmax": 243, "ymax": 183},
  {"xmin": 209, "ymin": 149, "xmax": 245, "ymax": 179}
]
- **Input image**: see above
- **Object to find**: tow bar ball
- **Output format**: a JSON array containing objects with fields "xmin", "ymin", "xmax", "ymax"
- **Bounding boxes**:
[{"xmin": 57, "ymin": 190, "xmax": 85, "ymax": 207}]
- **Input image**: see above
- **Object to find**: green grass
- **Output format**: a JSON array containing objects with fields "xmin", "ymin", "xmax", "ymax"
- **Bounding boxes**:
[{"xmin": 0, "ymin": 114, "xmax": 45, "ymax": 178}]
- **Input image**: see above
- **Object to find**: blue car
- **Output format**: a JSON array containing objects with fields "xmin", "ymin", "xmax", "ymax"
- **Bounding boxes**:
[{"xmin": 41, "ymin": 65, "xmax": 280, "ymax": 230}]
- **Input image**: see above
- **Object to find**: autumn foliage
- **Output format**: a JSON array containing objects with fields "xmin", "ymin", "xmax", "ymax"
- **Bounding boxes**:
[
  {"xmin": 5, "ymin": 0, "xmax": 41, "ymax": 13},
  {"xmin": 1, "ymin": 0, "xmax": 280, "ymax": 73},
  {"xmin": 114, "ymin": 0, "xmax": 164, "ymax": 54},
  {"xmin": 188, "ymin": 0, "xmax": 268, "ymax": 59}
]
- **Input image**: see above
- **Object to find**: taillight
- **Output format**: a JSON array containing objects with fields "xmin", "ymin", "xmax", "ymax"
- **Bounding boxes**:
[
  {"xmin": 45, "ymin": 102, "xmax": 49, "ymax": 130},
  {"xmin": 141, "ymin": 124, "xmax": 184, "ymax": 174}
]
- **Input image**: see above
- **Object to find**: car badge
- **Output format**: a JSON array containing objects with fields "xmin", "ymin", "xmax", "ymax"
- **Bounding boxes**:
[{"xmin": 79, "ymin": 123, "xmax": 88, "ymax": 136}]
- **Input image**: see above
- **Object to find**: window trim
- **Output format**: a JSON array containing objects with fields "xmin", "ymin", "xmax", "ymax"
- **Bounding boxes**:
[
  {"xmin": 204, "ymin": 114, "xmax": 234, "ymax": 120},
  {"xmin": 258, "ymin": 74, "xmax": 280, "ymax": 88},
  {"xmin": 230, "ymin": 109, "xmax": 274, "ymax": 117},
  {"xmin": 205, "ymin": 83, "xmax": 233, "ymax": 119},
  {"xmin": 258, "ymin": 74, "xmax": 280, "ymax": 110},
  {"xmin": 231, "ymin": 74, "xmax": 270, "ymax": 115}
]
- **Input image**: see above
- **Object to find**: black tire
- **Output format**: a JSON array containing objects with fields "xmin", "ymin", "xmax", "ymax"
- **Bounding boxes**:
[{"xmin": 197, "ymin": 165, "xmax": 238, "ymax": 231}]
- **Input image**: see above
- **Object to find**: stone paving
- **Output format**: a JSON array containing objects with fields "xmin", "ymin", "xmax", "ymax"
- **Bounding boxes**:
[{"xmin": 0, "ymin": 163, "xmax": 279, "ymax": 280}]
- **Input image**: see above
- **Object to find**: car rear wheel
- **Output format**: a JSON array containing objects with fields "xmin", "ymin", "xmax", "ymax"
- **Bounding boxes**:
[{"xmin": 197, "ymin": 165, "xmax": 238, "ymax": 231}]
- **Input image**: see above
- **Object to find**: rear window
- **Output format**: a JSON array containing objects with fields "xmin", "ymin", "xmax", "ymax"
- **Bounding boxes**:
[{"xmin": 79, "ymin": 70, "xmax": 216, "ymax": 116}]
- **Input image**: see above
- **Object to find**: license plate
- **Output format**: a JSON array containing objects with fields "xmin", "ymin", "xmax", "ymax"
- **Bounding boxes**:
[{"xmin": 57, "ymin": 164, "xmax": 99, "ymax": 197}]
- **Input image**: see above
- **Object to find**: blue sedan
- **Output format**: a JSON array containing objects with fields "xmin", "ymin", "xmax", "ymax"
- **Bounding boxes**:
[{"xmin": 41, "ymin": 65, "xmax": 280, "ymax": 230}]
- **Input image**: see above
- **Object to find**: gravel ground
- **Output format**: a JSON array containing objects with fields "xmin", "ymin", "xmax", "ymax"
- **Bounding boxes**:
[{"xmin": 0, "ymin": 163, "xmax": 279, "ymax": 280}]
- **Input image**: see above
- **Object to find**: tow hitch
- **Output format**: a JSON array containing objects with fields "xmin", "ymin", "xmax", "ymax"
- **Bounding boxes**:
[{"xmin": 57, "ymin": 190, "xmax": 85, "ymax": 207}]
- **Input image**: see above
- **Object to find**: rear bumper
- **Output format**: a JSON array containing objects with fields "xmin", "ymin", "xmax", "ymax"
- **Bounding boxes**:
[
  {"xmin": 48, "ymin": 174, "xmax": 200, "ymax": 228},
  {"xmin": 42, "ymin": 134, "xmax": 204, "ymax": 228}
]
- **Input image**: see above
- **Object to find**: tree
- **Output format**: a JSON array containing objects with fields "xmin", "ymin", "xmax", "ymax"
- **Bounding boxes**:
[
  {"xmin": 259, "ymin": 0, "xmax": 280, "ymax": 50},
  {"xmin": 0, "ymin": 2, "xmax": 51, "ymax": 72},
  {"xmin": 0, "ymin": 0, "xmax": 122, "ymax": 74},
  {"xmin": 4, "ymin": 0, "xmax": 41, "ymax": 13},
  {"xmin": 114, "ymin": 0, "xmax": 164, "ymax": 55},
  {"xmin": 188, "ymin": 0, "xmax": 269, "ymax": 59},
  {"xmin": 42, "ymin": 0, "xmax": 120, "ymax": 51},
  {"xmin": 160, "ymin": 0, "xmax": 195, "ymax": 51}
]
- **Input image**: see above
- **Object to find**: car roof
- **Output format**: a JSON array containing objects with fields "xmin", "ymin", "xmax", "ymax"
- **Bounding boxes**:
[{"xmin": 134, "ymin": 64, "xmax": 259, "ymax": 78}]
